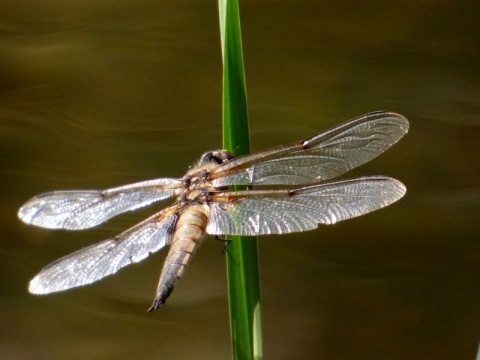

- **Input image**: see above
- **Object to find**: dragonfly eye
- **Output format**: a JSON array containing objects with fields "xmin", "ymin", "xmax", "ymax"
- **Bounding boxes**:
[{"xmin": 199, "ymin": 150, "xmax": 236, "ymax": 165}]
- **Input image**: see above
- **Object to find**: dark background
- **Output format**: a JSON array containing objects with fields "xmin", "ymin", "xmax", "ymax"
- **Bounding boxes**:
[{"xmin": 1, "ymin": 1, "xmax": 479, "ymax": 359}]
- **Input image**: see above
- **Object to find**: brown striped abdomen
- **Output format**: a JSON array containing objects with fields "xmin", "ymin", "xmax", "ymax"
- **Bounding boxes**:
[{"xmin": 149, "ymin": 204, "xmax": 209, "ymax": 310}]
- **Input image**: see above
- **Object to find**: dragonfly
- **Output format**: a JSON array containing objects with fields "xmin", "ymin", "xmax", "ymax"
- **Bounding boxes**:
[{"xmin": 19, "ymin": 111, "xmax": 409, "ymax": 311}]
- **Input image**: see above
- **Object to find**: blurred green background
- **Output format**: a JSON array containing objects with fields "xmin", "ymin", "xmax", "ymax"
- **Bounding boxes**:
[{"xmin": 1, "ymin": 1, "xmax": 479, "ymax": 359}]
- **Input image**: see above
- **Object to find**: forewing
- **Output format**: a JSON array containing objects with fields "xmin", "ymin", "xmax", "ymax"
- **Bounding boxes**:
[
  {"xmin": 18, "ymin": 178, "xmax": 182, "ymax": 230},
  {"xmin": 28, "ymin": 204, "xmax": 180, "ymax": 295},
  {"xmin": 209, "ymin": 112, "xmax": 408, "ymax": 186},
  {"xmin": 207, "ymin": 176, "xmax": 406, "ymax": 236}
]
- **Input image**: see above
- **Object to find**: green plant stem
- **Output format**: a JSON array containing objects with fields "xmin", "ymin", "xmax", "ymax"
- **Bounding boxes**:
[{"xmin": 218, "ymin": 1, "xmax": 263, "ymax": 359}]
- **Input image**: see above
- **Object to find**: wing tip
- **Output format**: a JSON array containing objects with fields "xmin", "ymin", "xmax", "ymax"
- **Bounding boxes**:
[
  {"xmin": 364, "ymin": 175, "xmax": 407, "ymax": 204},
  {"xmin": 358, "ymin": 176, "xmax": 407, "ymax": 210},
  {"xmin": 18, "ymin": 201, "xmax": 35, "ymax": 224},
  {"xmin": 382, "ymin": 110, "xmax": 410, "ymax": 134},
  {"xmin": 17, "ymin": 198, "xmax": 58, "ymax": 228},
  {"xmin": 388, "ymin": 176, "xmax": 406, "ymax": 194},
  {"xmin": 18, "ymin": 206, "xmax": 92, "ymax": 230},
  {"xmin": 28, "ymin": 276, "xmax": 48, "ymax": 295},
  {"xmin": 389, "ymin": 112, "xmax": 409, "ymax": 135},
  {"xmin": 365, "ymin": 110, "xmax": 410, "ymax": 135}
]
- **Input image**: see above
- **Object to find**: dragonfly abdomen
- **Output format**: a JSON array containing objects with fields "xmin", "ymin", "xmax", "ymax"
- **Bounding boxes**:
[{"xmin": 148, "ymin": 205, "xmax": 209, "ymax": 311}]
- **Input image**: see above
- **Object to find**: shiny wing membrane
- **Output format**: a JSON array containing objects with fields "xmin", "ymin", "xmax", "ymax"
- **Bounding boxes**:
[
  {"xmin": 206, "ymin": 176, "xmax": 406, "ymax": 236},
  {"xmin": 209, "ymin": 112, "xmax": 409, "ymax": 186},
  {"xmin": 29, "ymin": 204, "xmax": 181, "ymax": 295},
  {"xmin": 18, "ymin": 178, "xmax": 182, "ymax": 230}
]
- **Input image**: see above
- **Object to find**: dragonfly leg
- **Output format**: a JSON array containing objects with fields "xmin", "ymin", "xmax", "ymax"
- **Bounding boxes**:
[{"xmin": 215, "ymin": 235, "xmax": 231, "ymax": 254}]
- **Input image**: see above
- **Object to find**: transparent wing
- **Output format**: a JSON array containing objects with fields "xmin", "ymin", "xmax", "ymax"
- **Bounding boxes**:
[
  {"xmin": 209, "ymin": 112, "xmax": 409, "ymax": 186},
  {"xmin": 206, "ymin": 176, "xmax": 406, "ymax": 236},
  {"xmin": 28, "ymin": 204, "xmax": 181, "ymax": 295},
  {"xmin": 18, "ymin": 178, "xmax": 183, "ymax": 230}
]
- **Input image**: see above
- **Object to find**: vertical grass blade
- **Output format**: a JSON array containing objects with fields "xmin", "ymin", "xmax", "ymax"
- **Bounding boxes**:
[{"xmin": 218, "ymin": 1, "xmax": 263, "ymax": 359}]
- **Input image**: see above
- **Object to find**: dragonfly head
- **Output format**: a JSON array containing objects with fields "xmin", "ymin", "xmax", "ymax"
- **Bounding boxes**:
[{"xmin": 199, "ymin": 150, "xmax": 236, "ymax": 165}]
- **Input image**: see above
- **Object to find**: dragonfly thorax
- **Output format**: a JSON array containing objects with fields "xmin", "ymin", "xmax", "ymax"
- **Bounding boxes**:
[{"xmin": 179, "ymin": 164, "xmax": 217, "ymax": 206}]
